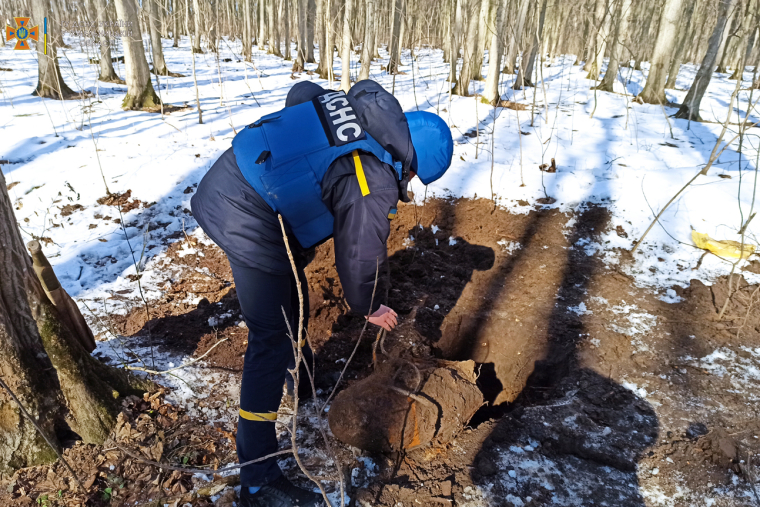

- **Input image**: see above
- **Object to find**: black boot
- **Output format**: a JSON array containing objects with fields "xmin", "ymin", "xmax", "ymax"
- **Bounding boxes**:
[{"xmin": 239, "ymin": 475, "xmax": 323, "ymax": 507}]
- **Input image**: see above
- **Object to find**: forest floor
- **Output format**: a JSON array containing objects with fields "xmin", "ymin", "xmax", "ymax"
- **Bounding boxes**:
[
  {"xmin": 3, "ymin": 198, "xmax": 760, "ymax": 507},
  {"xmin": 3, "ymin": 33, "xmax": 760, "ymax": 507}
]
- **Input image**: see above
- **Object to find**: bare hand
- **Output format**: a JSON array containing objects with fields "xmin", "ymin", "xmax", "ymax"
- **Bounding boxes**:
[{"xmin": 366, "ymin": 305, "xmax": 398, "ymax": 332}]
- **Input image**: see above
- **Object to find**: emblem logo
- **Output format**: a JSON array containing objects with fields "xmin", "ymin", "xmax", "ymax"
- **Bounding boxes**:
[{"xmin": 6, "ymin": 17, "xmax": 40, "ymax": 50}]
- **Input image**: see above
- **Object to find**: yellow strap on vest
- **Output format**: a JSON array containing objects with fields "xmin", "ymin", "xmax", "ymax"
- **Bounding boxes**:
[
  {"xmin": 352, "ymin": 150, "xmax": 370, "ymax": 197},
  {"xmin": 239, "ymin": 409, "xmax": 277, "ymax": 422}
]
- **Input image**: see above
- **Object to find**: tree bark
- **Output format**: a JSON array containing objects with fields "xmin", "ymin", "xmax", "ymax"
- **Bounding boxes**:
[
  {"xmin": 173, "ymin": 0, "xmax": 180, "ymax": 47},
  {"xmin": 473, "ymin": 0, "xmax": 490, "ymax": 80},
  {"xmin": 268, "ymin": 0, "xmax": 282, "ymax": 55},
  {"xmin": 586, "ymin": 0, "xmax": 613, "ymax": 81},
  {"xmin": 729, "ymin": 0, "xmax": 758, "ymax": 79},
  {"xmin": 359, "ymin": 0, "xmax": 373, "ymax": 80},
  {"xmin": 95, "ymin": 0, "xmax": 124, "ymax": 82},
  {"xmin": 453, "ymin": 0, "xmax": 479, "ymax": 95},
  {"xmin": 31, "ymin": 0, "xmax": 77, "ymax": 99},
  {"xmin": 637, "ymin": 0, "xmax": 684, "ymax": 104},
  {"xmin": 448, "ymin": 0, "xmax": 461, "ymax": 82},
  {"xmin": 340, "ymin": 0, "xmax": 354, "ymax": 90},
  {"xmin": 504, "ymin": 0, "xmax": 529, "ymax": 75},
  {"xmin": 306, "ymin": 0, "xmax": 316, "ymax": 62},
  {"xmin": 259, "ymin": 0, "xmax": 268, "ymax": 45},
  {"xmin": 388, "ymin": 0, "xmax": 403, "ymax": 74},
  {"xmin": 115, "ymin": 0, "xmax": 162, "ymax": 109},
  {"xmin": 148, "ymin": 0, "xmax": 170, "ymax": 74},
  {"xmin": 0, "ymin": 171, "xmax": 153, "ymax": 475},
  {"xmin": 513, "ymin": 0, "xmax": 547, "ymax": 90},
  {"xmin": 597, "ymin": 0, "xmax": 631, "ymax": 92},
  {"xmin": 294, "ymin": 0, "xmax": 307, "ymax": 69},
  {"xmin": 243, "ymin": 0, "xmax": 253, "ymax": 59},
  {"xmin": 665, "ymin": 0, "xmax": 698, "ymax": 89},
  {"xmin": 192, "ymin": 0, "xmax": 204, "ymax": 51},
  {"xmin": 676, "ymin": 0, "xmax": 735, "ymax": 120},
  {"xmin": 717, "ymin": 2, "xmax": 742, "ymax": 73},
  {"xmin": 482, "ymin": 0, "xmax": 505, "ymax": 104},
  {"xmin": 283, "ymin": 0, "xmax": 292, "ymax": 60}
]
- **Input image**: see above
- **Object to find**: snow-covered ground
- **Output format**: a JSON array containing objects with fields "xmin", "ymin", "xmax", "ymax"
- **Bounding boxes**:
[{"xmin": 3, "ymin": 34, "xmax": 760, "ymax": 506}]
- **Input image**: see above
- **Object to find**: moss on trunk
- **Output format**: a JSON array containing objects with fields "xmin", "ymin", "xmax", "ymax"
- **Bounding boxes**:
[{"xmin": 122, "ymin": 82, "xmax": 161, "ymax": 110}]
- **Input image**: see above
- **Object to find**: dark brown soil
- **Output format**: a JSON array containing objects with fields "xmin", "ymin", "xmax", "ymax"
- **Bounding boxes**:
[{"xmin": 5, "ymin": 197, "xmax": 760, "ymax": 506}]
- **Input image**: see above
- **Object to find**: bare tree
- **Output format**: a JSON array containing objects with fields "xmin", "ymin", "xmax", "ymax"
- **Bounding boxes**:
[
  {"xmin": 294, "ymin": 0, "xmax": 308, "ymax": 69},
  {"xmin": 147, "ymin": 0, "xmax": 172, "ymax": 75},
  {"xmin": 388, "ymin": 0, "xmax": 404, "ymax": 74},
  {"xmin": 243, "ymin": 0, "xmax": 253, "ymax": 60},
  {"xmin": 586, "ymin": 0, "xmax": 613, "ymax": 81},
  {"xmin": 94, "ymin": 0, "xmax": 124, "ymax": 83},
  {"xmin": 31, "ymin": 0, "xmax": 77, "ymax": 98},
  {"xmin": 115, "ymin": 0, "xmax": 162, "ymax": 109},
  {"xmin": 597, "ymin": 0, "xmax": 631, "ymax": 92},
  {"xmin": 676, "ymin": 0, "xmax": 736, "ymax": 120},
  {"xmin": 268, "ymin": 0, "xmax": 283, "ymax": 56},
  {"xmin": 482, "ymin": 0, "xmax": 506, "ymax": 104},
  {"xmin": 504, "ymin": 0, "xmax": 530, "ymax": 75},
  {"xmin": 359, "ymin": 0, "xmax": 374, "ymax": 80},
  {"xmin": 637, "ymin": 0, "xmax": 684, "ymax": 104},
  {"xmin": 514, "ymin": 0, "xmax": 548, "ymax": 90},
  {"xmin": 0, "ymin": 171, "xmax": 152, "ymax": 475},
  {"xmin": 192, "ymin": 0, "xmax": 204, "ymax": 52},
  {"xmin": 340, "ymin": 0, "xmax": 354, "ymax": 90},
  {"xmin": 665, "ymin": 0, "xmax": 699, "ymax": 89},
  {"xmin": 453, "ymin": 0, "xmax": 480, "ymax": 95}
]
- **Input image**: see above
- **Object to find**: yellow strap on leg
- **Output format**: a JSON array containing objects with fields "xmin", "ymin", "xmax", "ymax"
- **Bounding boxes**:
[
  {"xmin": 239, "ymin": 409, "xmax": 277, "ymax": 422},
  {"xmin": 352, "ymin": 150, "xmax": 370, "ymax": 197}
]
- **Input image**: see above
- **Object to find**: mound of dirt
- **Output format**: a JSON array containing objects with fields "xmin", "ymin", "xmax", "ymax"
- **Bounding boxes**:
[{"xmin": 329, "ymin": 358, "xmax": 482, "ymax": 453}]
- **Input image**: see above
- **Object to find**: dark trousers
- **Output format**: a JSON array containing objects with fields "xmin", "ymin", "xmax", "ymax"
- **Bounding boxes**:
[{"xmin": 230, "ymin": 261, "xmax": 312, "ymax": 487}]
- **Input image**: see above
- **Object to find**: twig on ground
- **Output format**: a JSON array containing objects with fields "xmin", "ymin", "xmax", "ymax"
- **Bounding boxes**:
[
  {"xmin": 125, "ymin": 337, "xmax": 229, "ymax": 375},
  {"xmin": 0, "ymin": 376, "xmax": 83, "ymax": 488},
  {"xmin": 115, "ymin": 444, "xmax": 293, "ymax": 474}
]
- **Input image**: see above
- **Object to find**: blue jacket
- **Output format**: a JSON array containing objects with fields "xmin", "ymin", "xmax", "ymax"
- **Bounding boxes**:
[{"xmin": 191, "ymin": 80, "xmax": 416, "ymax": 315}]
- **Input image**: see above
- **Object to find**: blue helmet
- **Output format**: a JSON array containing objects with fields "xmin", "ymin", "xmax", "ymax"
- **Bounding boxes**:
[{"xmin": 406, "ymin": 111, "xmax": 454, "ymax": 185}]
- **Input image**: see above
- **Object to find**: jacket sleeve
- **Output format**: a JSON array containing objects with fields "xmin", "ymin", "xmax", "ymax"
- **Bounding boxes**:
[{"xmin": 326, "ymin": 154, "xmax": 398, "ymax": 316}]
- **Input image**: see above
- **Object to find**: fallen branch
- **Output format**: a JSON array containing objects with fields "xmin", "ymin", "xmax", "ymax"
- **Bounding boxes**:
[
  {"xmin": 114, "ymin": 443, "xmax": 293, "ymax": 474},
  {"xmin": 125, "ymin": 337, "xmax": 229, "ymax": 375}
]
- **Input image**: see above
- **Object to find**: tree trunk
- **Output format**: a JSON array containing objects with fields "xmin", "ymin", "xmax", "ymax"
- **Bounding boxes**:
[
  {"xmin": 316, "ymin": 0, "xmax": 329, "ymax": 76},
  {"xmin": 31, "ymin": 0, "xmax": 77, "ymax": 99},
  {"xmin": 473, "ymin": 0, "xmax": 490, "ymax": 80},
  {"xmin": 448, "ymin": 0, "xmax": 461, "ymax": 82},
  {"xmin": 583, "ymin": 0, "xmax": 603, "ymax": 73},
  {"xmin": 268, "ymin": 0, "xmax": 283, "ymax": 55},
  {"xmin": 637, "ymin": 0, "xmax": 684, "ymax": 104},
  {"xmin": 0, "ymin": 171, "xmax": 153, "ymax": 475},
  {"xmin": 513, "ymin": 0, "xmax": 547, "ymax": 89},
  {"xmin": 306, "ymin": 0, "xmax": 316, "ymax": 62},
  {"xmin": 173, "ymin": 0, "xmax": 180, "ymax": 47},
  {"xmin": 115, "ymin": 0, "xmax": 162, "ymax": 108},
  {"xmin": 148, "ymin": 0, "xmax": 170, "ymax": 74},
  {"xmin": 586, "ymin": 0, "xmax": 613, "ymax": 81},
  {"xmin": 339, "ymin": 0, "xmax": 353, "ymax": 90},
  {"xmin": 665, "ymin": 0, "xmax": 698, "ymax": 89},
  {"xmin": 243, "ymin": 0, "xmax": 253, "ymax": 59},
  {"xmin": 95, "ymin": 0, "xmax": 124, "ymax": 82},
  {"xmin": 359, "ymin": 0, "xmax": 373, "ymax": 80},
  {"xmin": 453, "ymin": 0, "xmax": 479, "ymax": 95},
  {"xmin": 283, "ymin": 0, "xmax": 292, "ymax": 60},
  {"xmin": 504, "ymin": 0, "xmax": 529, "ymax": 75},
  {"xmin": 259, "ymin": 0, "xmax": 268, "ymax": 45},
  {"xmin": 192, "ymin": 0, "xmax": 203, "ymax": 51},
  {"xmin": 676, "ymin": 0, "xmax": 735, "ymax": 120},
  {"xmin": 717, "ymin": 3, "xmax": 742, "ymax": 73},
  {"xmin": 482, "ymin": 0, "xmax": 505, "ymax": 104},
  {"xmin": 294, "ymin": 0, "xmax": 307, "ymax": 69},
  {"xmin": 388, "ymin": 0, "xmax": 403, "ymax": 74},
  {"xmin": 729, "ymin": 0, "xmax": 758, "ymax": 79},
  {"xmin": 597, "ymin": 0, "xmax": 631, "ymax": 92}
]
